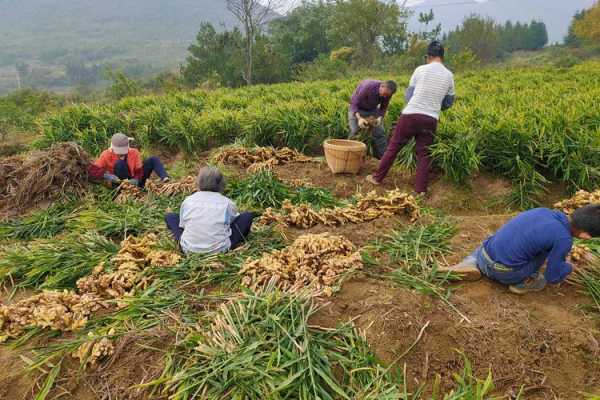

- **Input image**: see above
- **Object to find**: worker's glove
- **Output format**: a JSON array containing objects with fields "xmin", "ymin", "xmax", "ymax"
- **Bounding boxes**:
[
  {"xmin": 374, "ymin": 117, "xmax": 383, "ymax": 127},
  {"xmin": 127, "ymin": 178, "xmax": 140, "ymax": 187},
  {"xmin": 103, "ymin": 173, "xmax": 121, "ymax": 184},
  {"xmin": 358, "ymin": 118, "xmax": 368, "ymax": 129}
]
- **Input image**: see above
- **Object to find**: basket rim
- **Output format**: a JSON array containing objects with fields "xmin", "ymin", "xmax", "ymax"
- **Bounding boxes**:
[{"xmin": 323, "ymin": 139, "xmax": 367, "ymax": 151}]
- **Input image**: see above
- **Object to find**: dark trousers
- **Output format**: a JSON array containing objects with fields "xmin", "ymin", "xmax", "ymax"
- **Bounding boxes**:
[
  {"xmin": 373, "ymin": 113, "xmax": 438, "ymax": 193},
  {"xmin": 114, "ymin": 156, "xmax": 168, "ymax": 187},
  {"xmin": 164, "ymin": 212, "xmax": 256, "ymax": 251}
]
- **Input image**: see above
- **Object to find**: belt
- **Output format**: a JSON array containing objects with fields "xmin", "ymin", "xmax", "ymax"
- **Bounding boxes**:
[{"xmin": 481, "ymin": 247, "xmax": 513, "ymax": 272}]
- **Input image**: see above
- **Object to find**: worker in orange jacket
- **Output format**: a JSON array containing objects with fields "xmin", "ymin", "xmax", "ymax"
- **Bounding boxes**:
[{"xmin": 89, "ymin": 133, "xmax": 169, "ymax": 188}]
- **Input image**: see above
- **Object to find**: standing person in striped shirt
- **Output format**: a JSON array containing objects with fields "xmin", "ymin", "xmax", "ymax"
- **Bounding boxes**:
[{"xmin": 366, "ymin": 41, "xmax": 455, "ymax": 195}]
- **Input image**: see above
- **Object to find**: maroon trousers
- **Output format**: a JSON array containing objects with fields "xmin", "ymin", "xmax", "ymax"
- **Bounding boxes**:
[{"xmin": 373, "ymin": 113, "xmax": 438, "ymax": 193}]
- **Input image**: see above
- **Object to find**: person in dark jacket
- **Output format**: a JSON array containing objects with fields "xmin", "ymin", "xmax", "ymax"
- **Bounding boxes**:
[
  {"xmin": 89, "ymin": 133, "xmax": 169, "ymax": 188},
  {"xmin": 348, "ymin": 79, "xmax": 397, "ymax": 159},
  {"xmin": 439, "ymin": 205, "xmax": 600, "ymax": 294}
]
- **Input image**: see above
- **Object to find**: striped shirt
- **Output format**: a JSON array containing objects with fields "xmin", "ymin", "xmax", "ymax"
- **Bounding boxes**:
[{"xmin": 402, "ymin": 61, "xmax": 455, "ymax": 120}]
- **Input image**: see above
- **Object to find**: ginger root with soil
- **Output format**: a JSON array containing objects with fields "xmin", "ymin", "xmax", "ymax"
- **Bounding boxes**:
[
  {"xmin": 214, "ymin": 146, "xmax": 313, "ymax": 173},
  {"xmin": 0, "ymin": 291, "xmax": 106, "ymax": 340},
  {"xmin": 115, "ymin": 176, "xmax": 197, "ymax": 203},
  {"xmin": 259, "ymin": 189, "xmax": 420, "ymax": 229},
  {"xmin": 0, "ymin": 142, "xmax": 90, "ymax": 216},
  {"xmin": 77, "ymin": 233, "xmax": 181, "ymax": 299},
  {"xmin": 240, "ymin": 233, "xmax": 363, "ymax": 296},
  {"xmin": 554, "ymin": 190, "xmax": 600, "ymax": 214},
  {"xmin": 72, "ymin": 332, "xmax": 115, "ymax": 368}
]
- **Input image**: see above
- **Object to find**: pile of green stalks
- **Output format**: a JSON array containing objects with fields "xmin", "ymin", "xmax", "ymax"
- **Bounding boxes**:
[
  {"xmin": 227, "ymin": 171, "xmax": 340, "ymax": 211},
  {"xmin": 147, "ymin": 287, "xmax": 402, "ymax": 400},
  {"xmin": 0, "ymin": 200, "xmax": 78, "ymax": 241},
  {"xmin": 69, "ymin": 201, "xmax": 164, "ymax": 238},
  {"xmin": 0, "ymin": 232, "xmax": 118, "ymax": 290},
  {"xmin": 571, "ymin": 239, "xmax": 600, "ymax": 313}
]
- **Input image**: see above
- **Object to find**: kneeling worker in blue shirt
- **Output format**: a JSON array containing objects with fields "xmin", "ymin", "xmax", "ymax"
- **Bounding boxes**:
[{"xmin": 440, "ymin": 205, "xmax": 600, "ymax": 294}]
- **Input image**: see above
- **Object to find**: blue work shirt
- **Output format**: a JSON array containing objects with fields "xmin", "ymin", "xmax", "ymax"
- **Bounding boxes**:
[{"xmin": 483, "ymin": 208, "xmax": 573, "ymax": 284}]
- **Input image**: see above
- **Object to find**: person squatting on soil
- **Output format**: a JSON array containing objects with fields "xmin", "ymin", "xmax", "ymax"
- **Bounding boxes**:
[
  {"xmin": 164, "ymin": 167, "xmax": 256, "ymax": 255},
  {"xmin": 439, "ymin": 205, "xmax": 600, "ymax": 294},
  {"xmin": 89, "ymin": 133, "xmax": 170, "ymax": 188},
  {"xmin": 348, "ymin": 79, "xmax": 397, "ymax": 160},
  {"xmin": 366, "ymin": 41, "xmax": 456, "ymax": 195}
]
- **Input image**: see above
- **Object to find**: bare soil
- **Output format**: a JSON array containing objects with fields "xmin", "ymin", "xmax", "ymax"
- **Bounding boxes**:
[{"xmin": 1, "ymin": 156, "xmax": 598, "ymax": 399}]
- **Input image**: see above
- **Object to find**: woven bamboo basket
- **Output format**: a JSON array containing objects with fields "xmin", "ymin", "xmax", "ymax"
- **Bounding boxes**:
[{"xmin": 323, "ymin": 139, "xmax": 367, "ymax": 174}]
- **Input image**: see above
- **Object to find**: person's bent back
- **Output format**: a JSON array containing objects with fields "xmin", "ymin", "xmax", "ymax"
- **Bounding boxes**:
[{"xmin": 164, "ymin": 167, "xmax": 255, "ymax": 255}]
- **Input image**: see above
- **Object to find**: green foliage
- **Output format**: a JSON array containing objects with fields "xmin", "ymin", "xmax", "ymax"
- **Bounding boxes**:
[
  {"xmin": 37, "ymin": 62, "xmax": 600, "ymax": 207},
  {"xmin": 0, "ymin": 201, "xmax": 78, "ymax": 241},
  {"xmin": 69, "ymin": 201, "xmax": 164, "ymax": 238},
  {"xmin": 105, "ymin": 69, "xmax": 141, "ymax": 100},
  {"xmin": 0, "ymin": 233, "xmax": 118, "ymax": 290},
  {"xmin": 371, "ymin": 219, "xmax": 457, "ymax": 272},
  {"xmin": 182, "ymin": 23, "xmax": 245, "ymax": 88},
  {"xmin": 445, "ymin": 16, "xmax": 548, "ymax": 62},
  {"xmin": 291, "ymin": 187, "xmax": 340, "ymax": 210},
  {"xmin": 0, "ymin": 89, "xmax": 62, "ymax": 137},
  {"xmin": 148, "ymin": 288, "xmax": 402, "ymax": 399},
  {"xmin": 330, "ymin": 0, "xmax": 408, "ymax": 66},
  {"xmin": 227, "ymin": 170, "xmax": 291, "ymax": 210}
]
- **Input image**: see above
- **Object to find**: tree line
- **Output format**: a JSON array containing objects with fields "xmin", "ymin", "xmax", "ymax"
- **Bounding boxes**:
[{"xmin": 183, "ymin": 0, "xmax": 552, "ymax": 88}]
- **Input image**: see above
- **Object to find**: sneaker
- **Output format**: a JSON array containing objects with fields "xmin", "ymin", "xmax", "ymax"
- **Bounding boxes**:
[
  {"xmin": 162, "ymin": 177, "xmax": 170, "ymax": 183},
  {"xmin": 365, "ymin": 175, "xmax": 381, "ymax": 185},
  {"xmin": 438, "ymin": 261, "xmax": 482, "ymax": 281},
  {"xmin": 509, "ymin": 274, "xmax": 547, "ymax": 294}
]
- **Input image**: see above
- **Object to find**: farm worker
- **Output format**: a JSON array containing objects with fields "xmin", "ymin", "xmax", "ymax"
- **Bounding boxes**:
[
  {"xmin": 366, "ymin": 41, "xmax": 455, "ymax": 195},
  {"xmin": 439, "ymin": 205, "xmax": 600, "ymax": 294},
  {"xmin": 164, "ymin": 166, "xmax": 256, "ymax": 255},
  {"xmin": 89, "ymin": 133, "xmax": 170, "ymax": 188},
  {"xmin": 348, "ymin": 79, "xmax": 397, "ymax": 159}
]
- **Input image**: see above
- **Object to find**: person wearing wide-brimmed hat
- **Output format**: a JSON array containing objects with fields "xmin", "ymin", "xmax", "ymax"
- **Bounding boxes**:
[{"xmin": 89, "ymin": 133, "xmax": 170, "ymax": 188}]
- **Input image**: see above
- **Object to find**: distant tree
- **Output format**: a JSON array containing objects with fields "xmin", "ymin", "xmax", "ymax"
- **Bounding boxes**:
[
  {"xmin": 574, "ymin": 2, "xmax": 600, "ymax": 44},
  {"xmin": 529, "ymin": 21, "xmax": 548, "ymax": 50},
  {"xmin": 330, "ymin": 0, "xmax": 408, "ymax": 65},
  {"xmin": 270, "ymin": 1, "xmax": 335, "ymax": 65},
  {"xmin": 565, "ymin": 9, "xmax": 587, "ymax": 47},
  {"xmin": 416, "ymin": 9, "xmax": 441, "ymax": 41},
  {"xmin": 445, "ymin": 15, "xmax": 500, "ymax": 62},
  {"xmin": 182, "ymin": 23, "xmax": 244, "ymax": 87},
  {"xmin": 226, "ymin": 0, "xmax": 287, "ymax": 85}
]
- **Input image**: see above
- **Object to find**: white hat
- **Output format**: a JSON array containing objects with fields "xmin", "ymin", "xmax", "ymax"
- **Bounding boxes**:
[{"xmin": 111, "ymin": 133, "xmax": 132, "ymax": 155}]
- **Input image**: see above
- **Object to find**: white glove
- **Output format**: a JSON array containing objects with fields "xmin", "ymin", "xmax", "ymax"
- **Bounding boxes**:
[
  {"xmin": 374, "ymin": 117, "xmax": 383, "ymax": 127},
  {"xmin": 358, "ymin": 118, "xmax": 368, "ymax": 129}
]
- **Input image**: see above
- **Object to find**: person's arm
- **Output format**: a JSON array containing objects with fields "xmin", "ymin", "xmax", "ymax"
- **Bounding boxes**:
[
  {"xmin": 378, "ymin": 95, "xmax": 391, "ymax": 118},
  {"xmin": 543, "ymin": 237, "xmax": 573, "ymax": 284},
  {"xmin": 441, "ymin": 76, "xmax": 456, "ymax": 111},
  {"xmin": 92, "ymin": 151, "xmax": 120, "ymax": 183},
  {"xmin": 404, "ymin": 70, "xmax": 418, "ymax": 103},
  {"xmin": 349, "ymin": 82, "xmax": 365, "ymax": 115}
]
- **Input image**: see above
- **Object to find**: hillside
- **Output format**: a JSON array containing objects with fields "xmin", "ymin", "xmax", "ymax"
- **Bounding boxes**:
[
  {"xmin": 0, "ymin": 0, "xmax": 236, "ymax": 68},
  {"xmin": 408, "ymin": 0, "xmax": 596, "ymax": 43}
]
